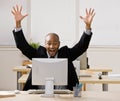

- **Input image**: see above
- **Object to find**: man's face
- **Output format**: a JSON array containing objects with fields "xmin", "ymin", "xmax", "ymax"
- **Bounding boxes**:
[{"xmin": 45, "ymin": 34, "xmax": 60, "ymax": 57}]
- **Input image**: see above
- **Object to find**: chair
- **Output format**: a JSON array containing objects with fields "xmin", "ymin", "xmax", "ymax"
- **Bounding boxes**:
[{"xmin": 76, "ymin": 51, "xmax": 89, "ymax": 70}]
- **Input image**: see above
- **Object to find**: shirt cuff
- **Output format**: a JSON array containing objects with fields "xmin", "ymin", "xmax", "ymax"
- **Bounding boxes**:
[
  {"xmin": 85, "ymin": 29, "xmax": 92, "ymax": 35},
  {"xmin": 14, "ymin": 27, "xmax": 22, "ymax": 32}
]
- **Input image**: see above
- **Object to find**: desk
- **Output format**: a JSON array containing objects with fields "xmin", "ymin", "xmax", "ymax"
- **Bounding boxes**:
[
  {"xmin": 1, "ymin": 91, "xmax": 120, "ymax": 101},
  {"xmin": 85, "ymin": 68, "xmax": 112, "ymax": 91},
  {"xmin": 13, "ymin": 66, "xmax": 31, "ymax": 90},
  {"xmin": 18, "ymin": 74, "xmax": 29, "ymax": 84},
  {"xmin": 13, "ymin": 66, "xmax": 112, "ymax": 91},
  {"xmin": 18, "ymin": 74, "xmax": 120, "ymax": 92},
  {"xmin": 88, "ymin": 68, "xmax": 112, "ymax": 75},
  {"xmin": 13, "ymin": 66, "xmax": 31, "ymax": 73},
  {"xmin": 79, "ymin": 75, "xmax": 120, "ymax": 91}
]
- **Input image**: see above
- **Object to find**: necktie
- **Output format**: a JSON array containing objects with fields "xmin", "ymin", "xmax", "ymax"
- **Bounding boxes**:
[{"xmin": 50, "ymin": 56, "xmax": 54, "ymax": 58}]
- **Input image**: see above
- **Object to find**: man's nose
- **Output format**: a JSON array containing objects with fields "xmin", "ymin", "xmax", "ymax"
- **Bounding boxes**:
[{"xmin": 50, "ymin": 44, "xmax": 54, "ymax": 48}]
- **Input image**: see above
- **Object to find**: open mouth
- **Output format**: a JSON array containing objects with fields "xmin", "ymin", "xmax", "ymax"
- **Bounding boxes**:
[{"xmin": 49, "ymin": 50, "xmax": 56, "ymax": 56}]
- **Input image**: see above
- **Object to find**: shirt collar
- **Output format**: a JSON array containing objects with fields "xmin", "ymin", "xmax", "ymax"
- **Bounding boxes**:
[{"xmin": 47, "ymin": 51, "xmax": 58, "ymax": 58}]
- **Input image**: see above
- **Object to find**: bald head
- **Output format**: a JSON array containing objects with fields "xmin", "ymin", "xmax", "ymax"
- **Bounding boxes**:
[
  {"xmin": 45, "ymin": 33, "xmax": 60, "ymax": 42},
  {"xmin": 45, "ymin": 33, "xmax": 60, "ymax": 57}
]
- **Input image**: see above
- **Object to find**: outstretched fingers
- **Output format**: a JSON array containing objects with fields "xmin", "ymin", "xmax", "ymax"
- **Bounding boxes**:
[
  {"xmin": 86, "ymin": 8, "xmax": 95, "ymax": 16},
  {"xmin": 11, "ymin": 5, "xmax": 22, "ymax": 15}
]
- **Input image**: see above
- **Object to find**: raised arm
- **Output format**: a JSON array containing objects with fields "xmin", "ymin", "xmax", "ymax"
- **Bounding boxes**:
[
  {"xmin": 11, "ymin": 5, "xmax": 28, "ymax": 28},
  {"xmin": 80, "ymin": 8, "xmax": 95, "ymax": 30},
  {"xmin": 69, "ymin": 8, "xmax": 95, "ymax": 61},
  {"xmin": 11, "ymin": 5, "xmax": 38, "ymax": 59}
]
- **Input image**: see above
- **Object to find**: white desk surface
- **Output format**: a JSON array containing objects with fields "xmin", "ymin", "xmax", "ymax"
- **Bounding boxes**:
[{"xmin": 0, "ymin": 91, "xmax": 120, "ymax": 101}]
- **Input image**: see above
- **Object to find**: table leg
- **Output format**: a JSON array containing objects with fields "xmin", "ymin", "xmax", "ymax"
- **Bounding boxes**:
[
  {"xmin": 83, "ymin": 83, "xmax": 86, "ymax": 91},
  {"xmin": 17, "ymin": 72, "xmax": 22, "ymax": 90},
  {"xmin": 102, "ymin": 72, "xmax": 108, "ymax": 91}
]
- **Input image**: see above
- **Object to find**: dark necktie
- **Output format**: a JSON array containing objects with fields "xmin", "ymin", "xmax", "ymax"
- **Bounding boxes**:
[{"xmin": 50, "ymin": 56, "xmax": 54, "ymax": 58}]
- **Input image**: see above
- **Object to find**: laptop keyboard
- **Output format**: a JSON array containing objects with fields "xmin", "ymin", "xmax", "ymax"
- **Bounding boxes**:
[{"xmin": 28, "ymin": 89, "xmax": 73, "ymax": 94}]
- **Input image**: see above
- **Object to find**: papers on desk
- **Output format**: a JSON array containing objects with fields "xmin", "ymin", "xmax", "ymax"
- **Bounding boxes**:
[{"xmin": 0, "ymin": 91, "xmax": 16, "ymax": 98}]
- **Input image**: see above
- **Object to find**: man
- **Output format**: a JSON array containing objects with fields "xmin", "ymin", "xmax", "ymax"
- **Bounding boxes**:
[{"xmin": 12, "ymin": 5, "xmax": 95, "ymax": 90}]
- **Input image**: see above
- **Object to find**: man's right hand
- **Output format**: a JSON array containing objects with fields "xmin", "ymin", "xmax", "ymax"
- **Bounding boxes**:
[{"xmin": 11, "ymin": 5, "xmax": 28, "ymax": 28}]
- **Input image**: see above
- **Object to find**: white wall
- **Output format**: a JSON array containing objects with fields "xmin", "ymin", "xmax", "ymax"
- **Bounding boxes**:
[
  {"xmin": 30, "ymin": 0, "xmax": 79, "ymax": 47},
  {"xmin": 0, "ymin": 0, "xmax": 29, "ymax": 90},
  {"xmin": 87, "ymin": 46, "xmax": 120, "ymax": 91},
  {"xmin": 79, "ymin": 0, "xmax": 120, "ymax": 46},
  {"xmin": 0, "ymin": 0, "xmax": 29, "ymax": 46},
  {"xmin": 0, "ymin": 46, "xmax": 28, "ymax": 90},
  {"xmin": 88, "ymin": 46, "xmax": 120, "ymax": 74}
]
